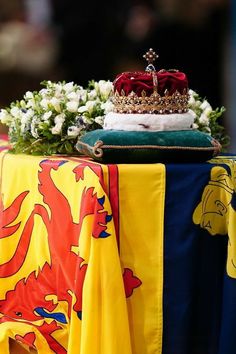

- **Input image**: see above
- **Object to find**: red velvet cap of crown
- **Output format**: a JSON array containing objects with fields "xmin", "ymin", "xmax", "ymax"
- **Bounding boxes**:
[{"xmin": 113, "ymin": 70, "xmax": 188, "ymax": 96}]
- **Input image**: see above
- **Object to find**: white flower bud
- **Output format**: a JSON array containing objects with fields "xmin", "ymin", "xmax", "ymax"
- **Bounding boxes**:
[
  {"xmin": 85, "ymin": 100, "xmax": 96, "ymax": 114},
  {"xmin": 96, "ymin": 80, "xmax": 113, "ymax": 99},
  {"xmin": 24, "ymin": 91, "xmax": 34, "ymax": 99},
  {"xmin": 0, "ymin": 109, "xmax": 12, "ymax": 124},
  {"xmin": 204, "ymin": 107, "xmax": 213, "ymax": 117},
  {"xmin": 66, "ymin": 101, "xmax": 79, "ymax": 112},
  {"xmin": 50, "ymin": 97, "xmax": 61, "ymax": 113},
  {"xmin": 63, "ymin": 82, "xmax": 75, "ymax": 93},
  {"xmin": 199, "ymin": 112, "xmax": 210, "ymax": 125},
  {"xmin": 54, "ymin": 83, "xmax": 63, "ymax": 97},
  {"xmin": 200, "ymin": 100, "xmax": 212, "ymax": 111},
  {"xmin": 54, "ymin": 113, "xmax": 65, "ymax": 125},
  {"xmin": 51, "ymin": 125, "xmax": 62, "ymax": 135}
]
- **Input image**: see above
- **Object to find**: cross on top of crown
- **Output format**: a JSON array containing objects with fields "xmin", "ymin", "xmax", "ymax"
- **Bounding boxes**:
[{"xmin": 143, "ymin": 48, "xmax": 158, "ymax": 65}]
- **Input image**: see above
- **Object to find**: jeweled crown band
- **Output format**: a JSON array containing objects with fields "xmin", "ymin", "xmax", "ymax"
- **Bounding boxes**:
[{"xmin": 112, "ymin": 89, "xmax": 189, "ymax": 114}]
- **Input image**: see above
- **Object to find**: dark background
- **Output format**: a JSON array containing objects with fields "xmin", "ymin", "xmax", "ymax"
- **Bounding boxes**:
[{"xmin": 0, "ymin": 0, "xmax": 234, "ymax": 150}]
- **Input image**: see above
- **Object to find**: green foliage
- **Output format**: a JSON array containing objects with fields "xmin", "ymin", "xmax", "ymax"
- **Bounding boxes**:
[{"xmin": 188, "ymin": 90, "xmax": 230, "ymax": 151}]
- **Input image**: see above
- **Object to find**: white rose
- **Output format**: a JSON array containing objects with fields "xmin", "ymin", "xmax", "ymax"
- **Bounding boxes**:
[
  {"xmin": 66, "ymin": 101, "xmax": 79, "ymax": 112},
  {"xmin": 192, "ymin": 123, "xmax": 199, "ymax": 129}
]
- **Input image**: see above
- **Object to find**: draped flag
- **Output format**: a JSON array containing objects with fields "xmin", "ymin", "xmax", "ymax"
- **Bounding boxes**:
[
  {"xmin": 0, "ymin": 141, "xmax": 236, "ymax": 354},
  {"xmin": 0, "ymin": 153, "xmax": 132, "ymax": 354},
  {"xmin": 163, "ymin": 156, "xmax": 236, "ymax": 354}
]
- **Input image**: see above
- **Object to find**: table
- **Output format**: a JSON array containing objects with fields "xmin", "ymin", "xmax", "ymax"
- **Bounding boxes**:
[{"xmin": 0, "ymin": 146, "xmax": 235, "ymax": 354}]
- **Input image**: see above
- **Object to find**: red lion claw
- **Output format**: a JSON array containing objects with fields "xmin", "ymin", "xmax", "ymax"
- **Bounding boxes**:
[
  {"xmin": 123, "ymin": 268, "xmax": 142, "ymax": 297},
  {"xmin": 1, "ymin": 191, "xmax": 29, "ymax": 239},
  {"xmin": 15, "ymin": 332, "xmax": 36, "ymax": 349}
]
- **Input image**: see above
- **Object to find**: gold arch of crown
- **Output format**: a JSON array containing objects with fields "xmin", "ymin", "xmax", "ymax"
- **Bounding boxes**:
[{"xmin": 113, "ymin": 48, "xmax": 189, "ymax": 114}]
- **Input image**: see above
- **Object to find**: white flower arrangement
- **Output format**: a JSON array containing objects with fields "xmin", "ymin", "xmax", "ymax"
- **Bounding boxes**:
[
  {"xmin": 0, "ymin": 80, "xmax": 229, "ymax": 155},
  {"xmin": 0, "ymin": 80, "xmax": 114, "ymax": 155}
]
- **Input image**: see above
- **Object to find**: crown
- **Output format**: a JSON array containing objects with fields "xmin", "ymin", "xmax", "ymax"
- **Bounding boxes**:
[{"xmin": 112, "ymin": 48, "xmax": 189, "ymax": 114}]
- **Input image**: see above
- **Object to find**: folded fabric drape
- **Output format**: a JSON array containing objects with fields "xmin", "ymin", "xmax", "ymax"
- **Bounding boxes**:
[
  {"xmin": 0, "ymin": 153, "xmax": 132, "ymax": 354},
  {"xmin": 0, "ymin": 146, "xmax": 236, "ymax": 354}
]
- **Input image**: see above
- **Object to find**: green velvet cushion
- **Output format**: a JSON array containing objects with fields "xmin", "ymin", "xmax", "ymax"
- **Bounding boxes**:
[{"xmin": 76, "ymin": 129, "xmax": 221, "ymax": 163}]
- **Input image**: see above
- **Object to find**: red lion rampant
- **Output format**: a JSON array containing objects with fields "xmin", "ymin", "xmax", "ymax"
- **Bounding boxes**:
[{"xmin": 0, "ymin": 159, "xmax": 141, "ymax": 353}]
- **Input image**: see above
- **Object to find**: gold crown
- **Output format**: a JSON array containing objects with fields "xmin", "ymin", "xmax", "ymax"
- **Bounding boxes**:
[
  {"xmin": 112, "ymin": 89, "xmax": 189, "ymax": 114},
  {"xmin": 112, "ymin": 48, "xmax": 189, "ymax": 114}
]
